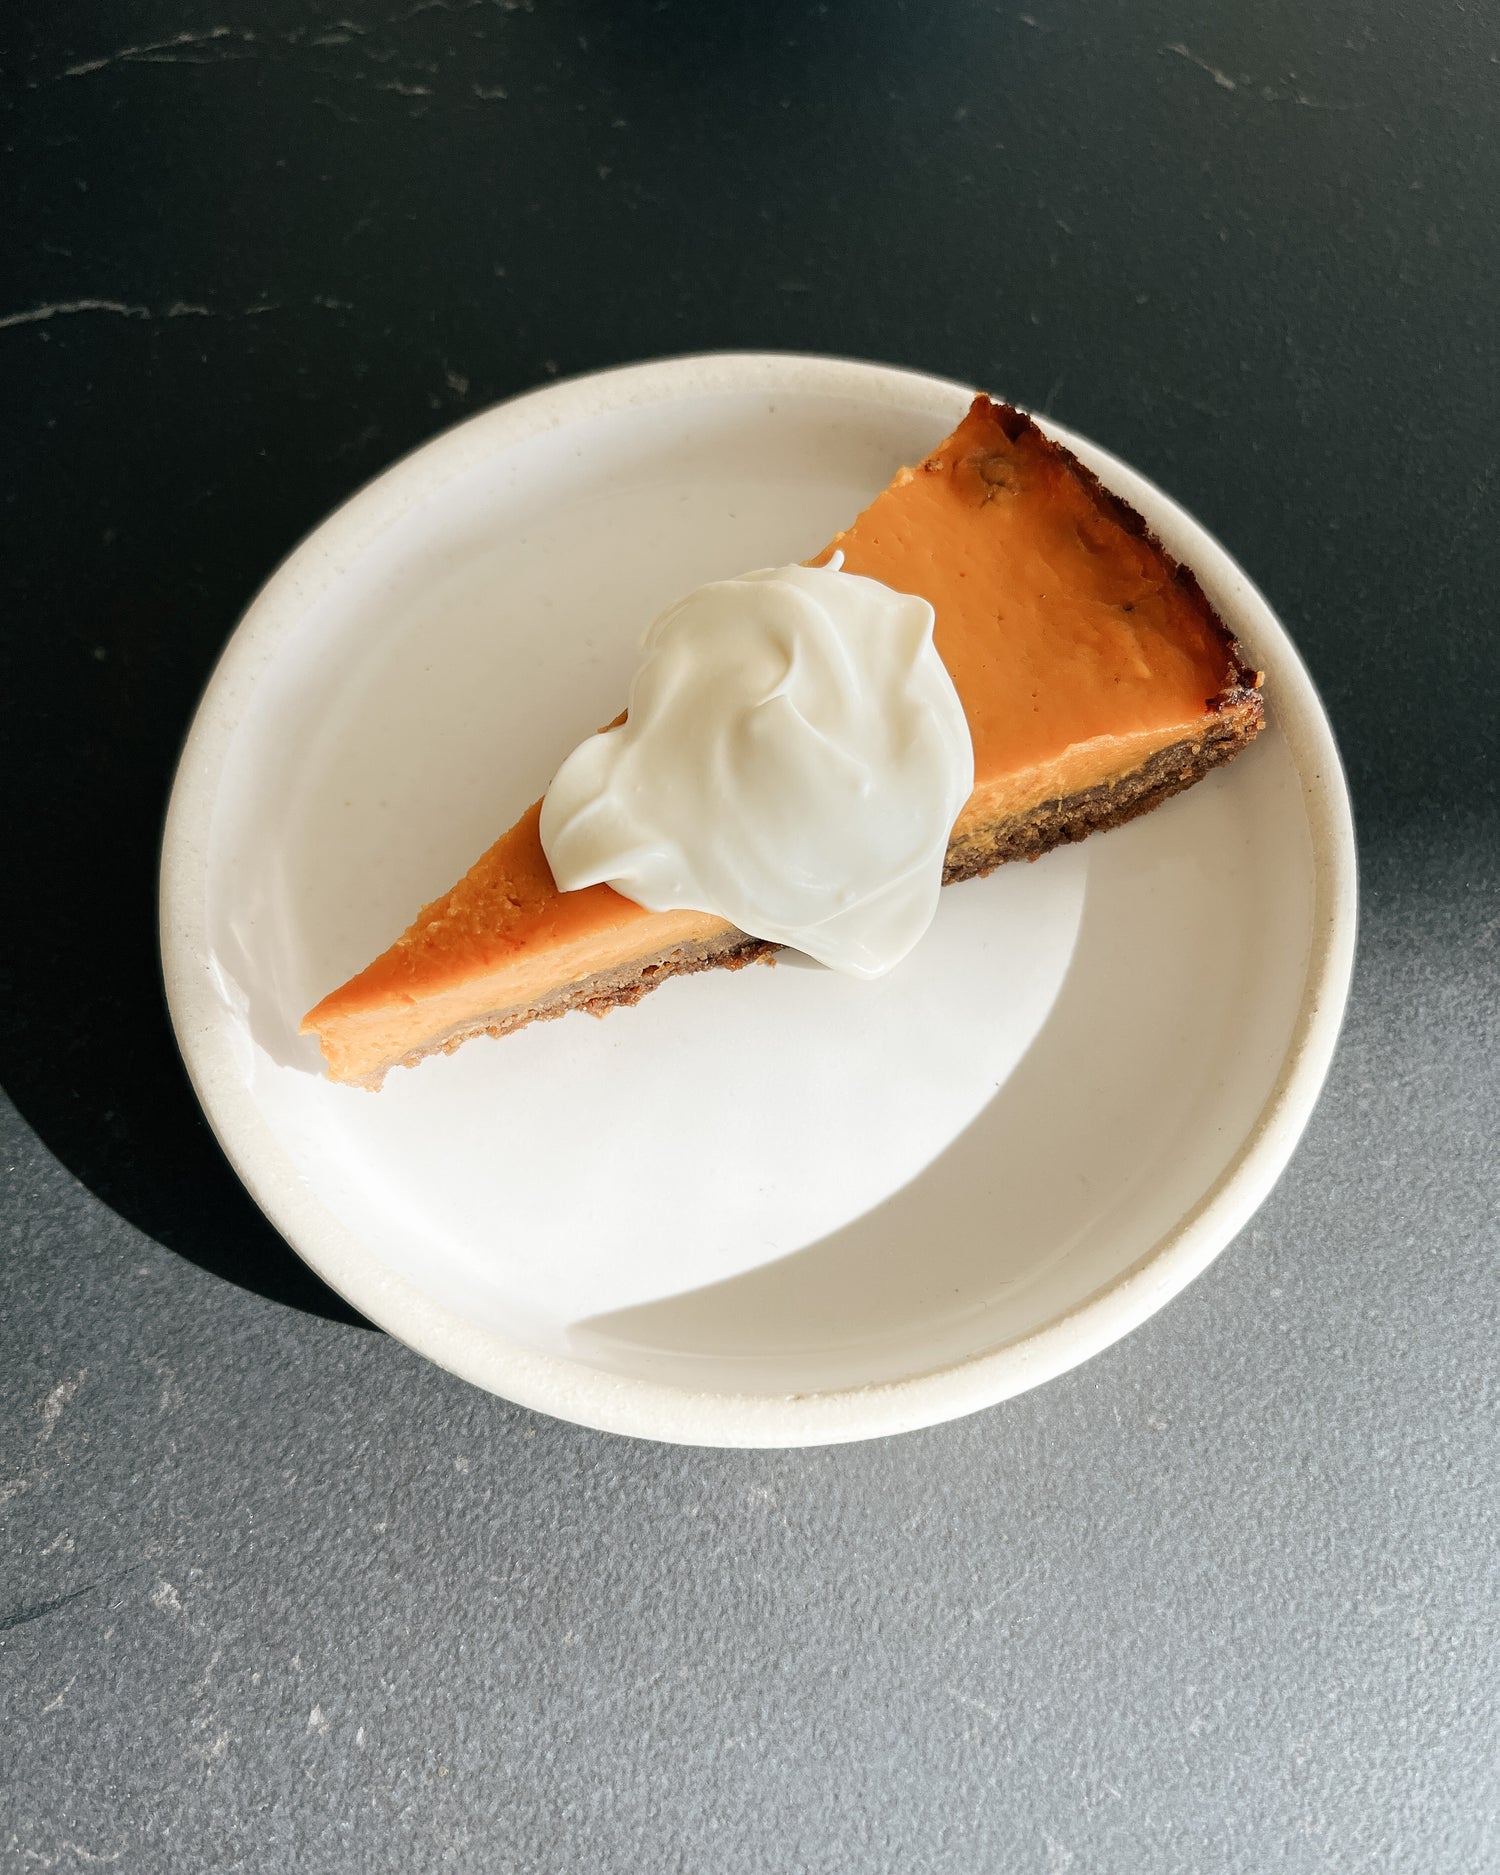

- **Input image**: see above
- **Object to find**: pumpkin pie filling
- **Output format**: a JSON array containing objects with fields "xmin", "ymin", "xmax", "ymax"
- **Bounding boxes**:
[{"xmin": 302, "ymin": 397, "xmax": 1263, "ymax": 1086}]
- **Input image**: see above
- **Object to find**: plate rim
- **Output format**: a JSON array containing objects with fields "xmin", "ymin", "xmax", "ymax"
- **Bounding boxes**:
[{"xmin": 159, "ymin": 350, "xmax": 1357, "ymax": 1447}]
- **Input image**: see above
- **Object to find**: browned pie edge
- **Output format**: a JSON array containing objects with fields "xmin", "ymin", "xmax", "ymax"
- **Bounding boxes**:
[
  {"xmin": 978, "ymin": 398, "xmax": 1264, "ymax": 714},
  {"xmin": 353, "ymin": 715, "xmax": 1260, "ymax": 1089}
]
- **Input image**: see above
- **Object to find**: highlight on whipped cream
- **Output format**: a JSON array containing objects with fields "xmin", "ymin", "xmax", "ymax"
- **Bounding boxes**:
[{"xmin": 538, "ymin": 554, "xmax": 975, "ymax": 978}]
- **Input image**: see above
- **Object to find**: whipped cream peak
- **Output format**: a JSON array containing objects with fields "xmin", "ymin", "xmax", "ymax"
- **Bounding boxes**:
[{"xmin": 538, "ymin": 556, "xmax": 974, "ymax": 977}]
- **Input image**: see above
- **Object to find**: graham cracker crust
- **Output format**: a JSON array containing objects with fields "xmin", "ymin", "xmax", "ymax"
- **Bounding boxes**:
[
  {"xmin": 361, "ymin": 707, "xmax": 1260, "ymax": 1086},
  {"xmin": 943, "ymin": 713, "xmax": 1257, "ymax": 882},
  {"xmin": 356, "ymin": 926, "xmax": 779, "ymax": 1089}
]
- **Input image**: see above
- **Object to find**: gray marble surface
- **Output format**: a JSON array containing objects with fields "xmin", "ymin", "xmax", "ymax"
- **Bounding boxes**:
[
  {"xmin": 3, "ymin": 823, "xmax": 1496, "ymax": 1871},
  {"xmin": 4, "ymin": 0, "xmax": 1498, "ymax": 1866}
]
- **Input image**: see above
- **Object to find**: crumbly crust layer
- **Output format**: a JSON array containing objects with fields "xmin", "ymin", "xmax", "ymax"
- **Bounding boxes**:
[
  {"xmin": 943, "ymin": 711, "xmax": 1258, "ymax": 882},
  {"xmin": 357, "ymin": 705, "xmax": 1259, "ymax": 1087},
  {"xmin": 351, "ymin": 926, "xmax": 778, "ymax": 1089}
]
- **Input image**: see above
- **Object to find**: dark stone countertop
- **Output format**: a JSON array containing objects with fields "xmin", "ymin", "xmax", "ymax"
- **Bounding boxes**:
[{"xmin": 2, "ymin": 3, "xmax": 1496, "ymax": 1868}]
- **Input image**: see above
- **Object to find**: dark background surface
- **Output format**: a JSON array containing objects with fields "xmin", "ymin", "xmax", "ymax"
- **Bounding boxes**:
[{"xmin": 2, "ymin": 4, "xmax": 1496, "ymax": 1870}]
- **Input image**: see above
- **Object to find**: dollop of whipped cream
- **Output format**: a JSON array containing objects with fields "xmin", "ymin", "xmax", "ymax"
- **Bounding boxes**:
[{"xmin": 538, "ymin": 555, "xmax": 974, "ymax": 978}]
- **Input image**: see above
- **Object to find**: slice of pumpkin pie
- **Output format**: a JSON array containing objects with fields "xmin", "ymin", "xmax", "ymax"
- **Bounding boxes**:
[{"xmin": 302, "ymin": 396, "xmax": 1263, "ymax": 1086}]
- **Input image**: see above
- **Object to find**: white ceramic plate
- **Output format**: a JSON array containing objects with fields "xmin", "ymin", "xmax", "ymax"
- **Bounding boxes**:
[{"xmin": 160, "ymin": 353, "xmax": 1355, "ymax": 1446}]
